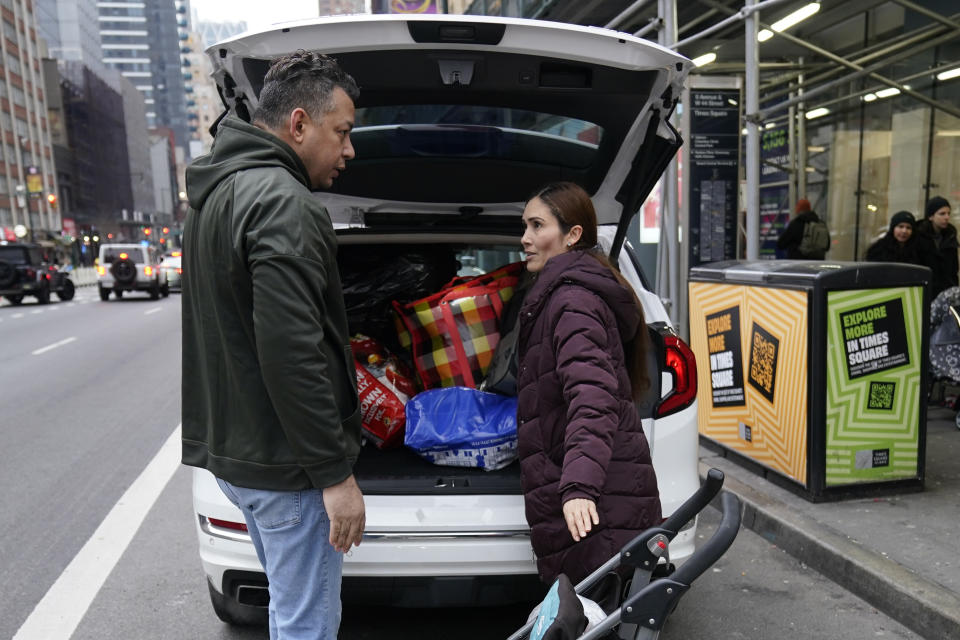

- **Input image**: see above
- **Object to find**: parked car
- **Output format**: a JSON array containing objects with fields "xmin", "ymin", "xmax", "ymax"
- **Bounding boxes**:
[
  {"xmin": 159, "ymin": 254, "xmax": 182, "ymax": 293},
  {"xmin": 96, "ymin": 243, "xmax": 169, "ymax": 300},
  {"xmin": 0, "ymin": 242, "xmax": 75, "ymax": 304},
  {"xmin": 192, "ymin": 14, "xmax": 698, "ymax": 626}
]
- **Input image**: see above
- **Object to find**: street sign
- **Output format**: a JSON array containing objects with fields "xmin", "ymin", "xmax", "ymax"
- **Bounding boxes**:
[{"xmin": 26, "ymin": 166, "xmax": 43, "ymax": 196}]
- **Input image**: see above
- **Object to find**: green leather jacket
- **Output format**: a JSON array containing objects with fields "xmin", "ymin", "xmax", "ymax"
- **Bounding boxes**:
[{"xmin": 181, "ymin": 117, "xmax": 360, "ymax": 490}]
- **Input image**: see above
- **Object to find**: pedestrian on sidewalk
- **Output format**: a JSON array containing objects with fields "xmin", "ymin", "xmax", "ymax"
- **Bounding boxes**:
[
  {"xmin": 517, "ymin": 181, "xmax": 661, "ymax": 586},
  {"xmin": 777, "ymin": 198, "xmax": 831, "ymax": 259},
  {"xmin": 181, "ymin": 51, "xmax": 364, "ymax": 639},
  {"xmin": 864, "ymin": 210, "xmax": 923, "ymax": 265},
  {"xmin": 916, "ymin": 196, "xmax": 958, "ymax": 301}
]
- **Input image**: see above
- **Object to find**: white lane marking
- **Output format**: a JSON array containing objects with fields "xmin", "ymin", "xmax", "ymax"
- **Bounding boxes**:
[
  {"xmin": 30, "ymin": 309, "xmax": 43, "ymax": 315},
  {"xmin": 31, "ymin": 337, "xmax": 77, "ymax": 355},
  {"xmin": 12, "ymin": 312, "xmax": 24, "ymax": 318},
  {"xmin": 13, "ymin": 424, "xmax": 182, "ymax": 640},
  {"xmin": 144, "ymin": 307, "xmax": 162, "ymax": 315}
]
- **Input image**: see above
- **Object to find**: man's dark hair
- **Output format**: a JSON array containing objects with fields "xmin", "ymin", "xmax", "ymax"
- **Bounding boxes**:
[{"xmin": 252, "ymin": 50, "xmax": 359, "ymax": 130}]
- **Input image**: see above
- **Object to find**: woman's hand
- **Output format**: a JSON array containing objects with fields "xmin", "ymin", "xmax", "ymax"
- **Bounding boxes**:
[{"xmin": 562, "ymin": 498, "xmax": 599, "ymax": 542}]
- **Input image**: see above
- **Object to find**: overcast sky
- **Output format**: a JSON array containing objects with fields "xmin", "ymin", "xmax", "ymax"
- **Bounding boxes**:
[{"xmin": 190, "ymin": 0, "xmax": 322, "ymax": 32}]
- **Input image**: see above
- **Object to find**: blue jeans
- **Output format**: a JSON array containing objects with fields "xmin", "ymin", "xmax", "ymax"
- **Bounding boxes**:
[{"xmin": 216, "ymin": 478, "xmax": 343, "ymax": 639}]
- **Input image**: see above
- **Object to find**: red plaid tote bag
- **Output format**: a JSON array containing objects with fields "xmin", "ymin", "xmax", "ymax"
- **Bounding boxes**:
[{"xmin": 393, "ymin": 261, "xmax": 524, "ymax": 389}]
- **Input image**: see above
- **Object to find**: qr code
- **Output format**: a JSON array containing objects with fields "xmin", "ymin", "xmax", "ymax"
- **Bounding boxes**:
[
  {"xmin": 749, "ymin": 332, "xmax": 776, "ymax": 395},
  {"xmin": 867, "ymin": 381, "xmax": 896, "ymax": 410}
]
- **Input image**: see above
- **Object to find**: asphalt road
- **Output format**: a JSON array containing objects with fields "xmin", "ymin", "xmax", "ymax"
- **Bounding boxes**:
[{"xmin": 0, "ymin": 288, "xmax": 921, "ymax": 639}]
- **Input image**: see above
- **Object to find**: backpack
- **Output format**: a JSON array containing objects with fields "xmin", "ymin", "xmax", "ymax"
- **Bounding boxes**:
[{"xmin": 799, "ymin": 219, "xmax": 830, "ymax": 258}]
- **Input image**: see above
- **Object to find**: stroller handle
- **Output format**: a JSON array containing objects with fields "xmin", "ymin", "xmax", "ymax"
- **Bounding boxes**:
[
  {"xmin": 661, "ymin": 468, "xmax": 724, "ymax": 535},
  {"xmin": 669, "ymin": 491, "xmax": 741, "ymax": 586}
]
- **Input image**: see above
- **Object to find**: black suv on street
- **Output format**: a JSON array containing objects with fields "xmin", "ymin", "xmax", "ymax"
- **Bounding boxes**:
[{"xmin": 0, "ymin": 243, "xmax": 75, "ymax": 305}]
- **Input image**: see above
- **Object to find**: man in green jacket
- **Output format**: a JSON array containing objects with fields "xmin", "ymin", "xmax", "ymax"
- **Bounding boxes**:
[{"xmin": 181, "ymin": 51, "xmax": 363, "ymax": 639}]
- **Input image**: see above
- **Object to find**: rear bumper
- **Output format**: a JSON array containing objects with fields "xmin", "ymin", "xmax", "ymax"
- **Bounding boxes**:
[
  {"xmin": 0, "ymin": 281, "xmax": 39, "ymax": 295},
  {"xmin": 98, "ymin": 279, "xmax": 159, "ymax": 291}
]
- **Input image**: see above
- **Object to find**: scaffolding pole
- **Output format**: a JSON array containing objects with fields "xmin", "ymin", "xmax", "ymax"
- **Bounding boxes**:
[
  {"xmin": 604, "ymin": 0, "xmax": 655, "ymax": 29},
  {"xmin": 657, "ymin": 0, "xmax": 680, "ymax": 327},
  {"xmin": 745, "ymin": 0, "xmax": 760, "ymax": 260}
]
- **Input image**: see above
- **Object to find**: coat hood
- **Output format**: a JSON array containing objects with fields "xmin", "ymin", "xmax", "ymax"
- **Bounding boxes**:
[
  {"xmin": 523, "ymin": 249, "xmax": 641, "ymax": 344},
  {"xmin": 185, "ymin": 116, "xmax": 311, "ymax": 211}
]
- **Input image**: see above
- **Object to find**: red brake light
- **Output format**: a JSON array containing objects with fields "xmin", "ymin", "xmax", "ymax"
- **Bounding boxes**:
[
  {"xmin": 208, "ymin": 517, "xmax": 248, "ymax": 532},
  {"xmin": 97, "ymin": 266, "xmax": 106, "ymax": 276},
  {"xmin": 119, "ymin": 252, "xmax": 128, "ymax": 259},
  {"xmin": 144, "ymin": 266, "xmax": 153, "ymax": 276},
  {"xmin": 656, "ymin": 335, "xmax": 698, "ymax": 418}
]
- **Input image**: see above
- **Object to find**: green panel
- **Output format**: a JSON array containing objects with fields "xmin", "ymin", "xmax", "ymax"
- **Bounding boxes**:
[{"xmin": 825, "ymin": 287, "xmax": 922, "ymax": 486}]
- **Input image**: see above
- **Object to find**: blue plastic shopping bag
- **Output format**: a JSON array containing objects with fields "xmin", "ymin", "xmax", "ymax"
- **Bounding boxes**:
[{"xmin": 404, "ymin": 387, "xmax": 518, "ymax": 470}]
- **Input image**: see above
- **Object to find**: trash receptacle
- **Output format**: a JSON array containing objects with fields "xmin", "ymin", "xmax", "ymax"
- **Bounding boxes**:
[{"xmin": 688, "ymin": 260, "xmax": 929, "ymax": 501}]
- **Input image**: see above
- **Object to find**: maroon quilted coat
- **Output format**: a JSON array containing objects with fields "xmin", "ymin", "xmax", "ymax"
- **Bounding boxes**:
[{"xmin": 516, "ymin": 249, "xmax": 661, "ymax": 584}]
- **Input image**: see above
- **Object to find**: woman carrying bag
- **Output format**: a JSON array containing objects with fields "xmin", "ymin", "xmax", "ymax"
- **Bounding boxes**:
[{"xmin": 516, "ymin": 181, "xmax": 661, "ymax": 585}]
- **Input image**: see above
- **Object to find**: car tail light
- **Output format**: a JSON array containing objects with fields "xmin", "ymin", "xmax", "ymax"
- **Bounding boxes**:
[
  {"xmin": 119, "ymin": 252, "xmax": 128, "ymax": 259},
  {"xmin": 655, "ymin": 335, "xmax": 698, "ymax": 418},
  {"xmin": 208, "ymin": 517, "xmax": 248, "ymax": 532},
  {"xmin": 144, "ymin": 266, "xmax": 153, "ymax": 276},
  {"xmin": 176, "ymin": 268, "xmax": 182, "ymax": 274},
  {"xmin": 97, "ymin": 266, "xmax": 105, "ymax": 276}
]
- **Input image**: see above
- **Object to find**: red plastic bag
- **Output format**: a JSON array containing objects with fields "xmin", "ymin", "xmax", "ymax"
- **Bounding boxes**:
[
  {"xmin": 355, "ymin": 361, "xmax": 408, "ymax": 449},
  {"xmin": 351, "ymin": 335, "xmax": 417, "ymax": 398},
  {"xmin": 351, "ymin": 335, "xmax": 416, "ymax": 448}
]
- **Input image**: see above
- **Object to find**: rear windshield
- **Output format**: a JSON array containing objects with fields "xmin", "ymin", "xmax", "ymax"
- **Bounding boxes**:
[
  {"xmin": 0, "ymin": 246, "xmax": 28, "ymax": 264},
  {"xmin": 101, "ymin": 247, "xmax": 146, "ymax": 264},
  {"xmin": 353, "ymin": 105, "xmax": 602, "ymax": 167}
]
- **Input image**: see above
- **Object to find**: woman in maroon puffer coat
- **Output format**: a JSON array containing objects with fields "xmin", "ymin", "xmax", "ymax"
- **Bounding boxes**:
[{"xmin": 517, "ymin": 181, "xmax": 661, "ymax": 585}]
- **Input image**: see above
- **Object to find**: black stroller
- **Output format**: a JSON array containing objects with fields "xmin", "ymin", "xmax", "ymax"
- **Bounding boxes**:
[
  {"xmin": 506, "ymin": 469, "xmax": 741, "ymax": 640},
  {"xmin": 929, "ymin": 286, "xmax": 960, "ymax": 430}
]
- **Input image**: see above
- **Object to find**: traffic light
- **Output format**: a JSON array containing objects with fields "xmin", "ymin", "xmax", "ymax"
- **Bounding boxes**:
[
  {"xmin": 143, "ymin": 227, "xmax": 151, "ymax": 236},
  {"xmin": 47, "ymin": 193, "xmax": 57, "ymax": 208},
  {"xmin": 162, "ymin": 226, "xmax": 170, "ymax": 234}
]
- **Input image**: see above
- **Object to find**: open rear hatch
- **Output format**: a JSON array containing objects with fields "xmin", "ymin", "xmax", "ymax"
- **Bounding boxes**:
[{"xmin": 208, "ymin": 15, "xmax": 690, "ymax": 247}]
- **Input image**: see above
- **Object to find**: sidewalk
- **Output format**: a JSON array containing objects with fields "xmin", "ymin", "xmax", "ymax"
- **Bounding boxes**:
[{"xmin": 700, "ymin": 406, "xmax": 960, "ymax": 640}]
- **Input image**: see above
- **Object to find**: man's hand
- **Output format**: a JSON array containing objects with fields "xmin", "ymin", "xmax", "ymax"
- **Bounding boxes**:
[
  {"xmin": 562, "ymin": 498, "xmax": 599, "ymax": 542},
  {"xmin": 323, "ymin": 474, "xmax": 365, "ymax": 553}
]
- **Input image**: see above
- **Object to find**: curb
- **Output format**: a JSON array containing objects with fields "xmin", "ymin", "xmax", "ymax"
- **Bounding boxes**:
[{"xmin": 700, "ymin": 461, "xmax": 960, "ymax": 640}]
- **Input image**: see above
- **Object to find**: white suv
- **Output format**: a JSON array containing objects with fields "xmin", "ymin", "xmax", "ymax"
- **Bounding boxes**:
[
  {"xmin": 192, "ymin": 14, "xmax": 699, "ymax": 625},
  {"xmin": 97, "ymin": 244, "xmax": 169, "ymax": 300}
]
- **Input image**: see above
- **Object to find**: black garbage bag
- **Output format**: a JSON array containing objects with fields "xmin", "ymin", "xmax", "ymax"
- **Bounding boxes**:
[{"xmin": 338, "ymin": 246, "xmax": 459, "ymax": 343}]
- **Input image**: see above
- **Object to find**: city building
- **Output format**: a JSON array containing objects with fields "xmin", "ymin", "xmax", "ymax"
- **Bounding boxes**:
[
  {"xmin": 35, "ymin": 0, "xmax": 104, "ymax": 70},
  {"xmin": 0, "ymin": 0, "xmax": 59, "ymax": 242},
  {"xmin": 97, "ymin": 0, "xmax": 189, "ymax": 153},
  {"xmin": 36, "ymin": 0, "xmax": 164, "ymax": 246},
  {"xmin": 57, "ymin": 60, "xmax": 132, "ymax": 232}
]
